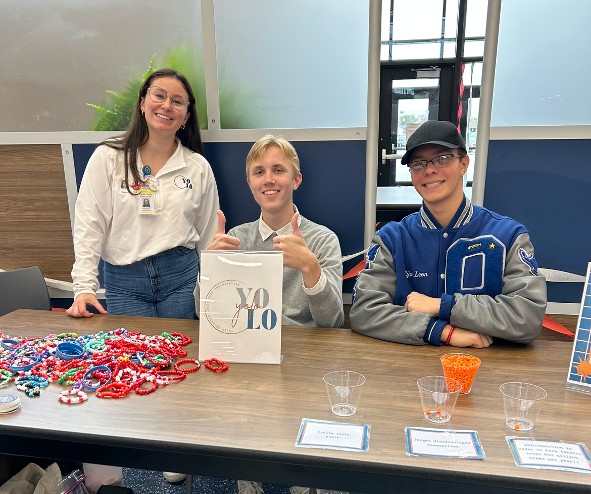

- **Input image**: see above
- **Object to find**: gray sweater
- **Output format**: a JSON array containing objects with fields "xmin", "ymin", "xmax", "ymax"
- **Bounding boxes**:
[{"xmin": 228, "ymin": 216, "xmax": 344, "ymax": 328}]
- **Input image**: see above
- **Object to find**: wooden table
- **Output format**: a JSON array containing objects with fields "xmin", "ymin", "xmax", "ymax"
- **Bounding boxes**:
[{"xmin": 0, "ymin": 310, "xmax": 589, "ymax": 493}]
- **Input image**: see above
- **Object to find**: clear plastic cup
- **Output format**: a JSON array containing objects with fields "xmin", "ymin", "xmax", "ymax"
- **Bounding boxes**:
[
  {"xmin": 417, "ymin": 375, "xmax": 462, "ymax": 423},
  {"xmin": 323, "ymin": 370, "xmax": 366, "ymax": 417},
  {"xmin": 53, "ymin": 469, "xmax": 89, "ymax": 494},
  {"xmin": 499, "ymin": 382, "xmax": 547, "ymax": 431}
]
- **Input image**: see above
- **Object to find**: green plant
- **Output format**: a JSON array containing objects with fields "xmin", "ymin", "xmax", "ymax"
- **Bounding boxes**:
[{"xmin": 88, "ymin": 47, "xmax": 208, "ymax": 131}]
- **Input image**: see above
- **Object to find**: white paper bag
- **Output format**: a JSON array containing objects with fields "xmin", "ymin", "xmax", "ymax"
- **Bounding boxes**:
[{"xmin": 199, "ymin": 251, "xmax": 283, "ymax": 363}]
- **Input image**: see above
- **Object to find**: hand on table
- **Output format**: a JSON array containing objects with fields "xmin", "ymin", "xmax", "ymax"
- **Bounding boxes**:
[{"xmin": 66, "ymin": 293, "xmax": 107, "ymax": 318}]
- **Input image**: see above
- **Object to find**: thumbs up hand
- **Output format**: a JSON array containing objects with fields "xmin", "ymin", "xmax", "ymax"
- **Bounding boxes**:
[
  {"xmin": 205, "ymin": 210, "xmax": 240, "ymax": 250},
  {"xmin": 273, "ymin": 213, "xmax": 321, "ymax": 288},
  {"xmin": 290, "ymin": 212, "xmax": 303, "ymax": 239}
]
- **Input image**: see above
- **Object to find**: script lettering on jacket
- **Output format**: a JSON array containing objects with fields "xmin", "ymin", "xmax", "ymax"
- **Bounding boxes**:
[
  {"xmin": 467, "ymin": 242, "xmax": 482, "ymax": 249},
  {"xmin": 405, "ymin": 271, "xmax": 429, "ymax": 278},
  {"xmin": 233, "ymin": 287, "xmax": 277, "ymax": 330}
]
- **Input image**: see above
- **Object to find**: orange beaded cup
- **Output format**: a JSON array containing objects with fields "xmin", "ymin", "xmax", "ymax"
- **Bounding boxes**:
[{"xmin": 440, "ymin": 353, "xmax": 481, "ymax": 394}]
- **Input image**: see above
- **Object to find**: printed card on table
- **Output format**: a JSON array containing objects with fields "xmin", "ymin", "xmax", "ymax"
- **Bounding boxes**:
[
  {"xmin": 507, "ymin": 438, "xmax": 591, "ymax": 474},
  {"xmin": 566, "ymin": 262, "xmax": 591, "ymax": 394},
  {"xmin": 405, "ymin": 427, "xmax": 485, "ymax": 459},
  {"xmin": 199, "ymin": 251, "xmax": 283, "ymax": 364}
]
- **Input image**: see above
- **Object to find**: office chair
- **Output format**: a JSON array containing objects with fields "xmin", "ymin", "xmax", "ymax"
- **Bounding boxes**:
[{"xmin": 0, "ymin": 266, "xmax": 51, "ymax": 317}]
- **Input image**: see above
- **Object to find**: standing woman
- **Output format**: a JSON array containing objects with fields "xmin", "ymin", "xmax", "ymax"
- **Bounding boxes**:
[{"xmin": 67, "ymin": 68, "xmax": 219, "ymax": 319}]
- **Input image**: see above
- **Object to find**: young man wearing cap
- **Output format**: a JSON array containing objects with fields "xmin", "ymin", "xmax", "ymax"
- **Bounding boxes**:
[{"xmin": 350, "ymin": 120, "xmax": 547, "ymax": 348}]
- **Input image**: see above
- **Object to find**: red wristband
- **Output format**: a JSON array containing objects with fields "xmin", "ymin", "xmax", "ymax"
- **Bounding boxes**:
[{"xmin": 445, "ymin": 325, "xmax": 455, "ymax": 345}]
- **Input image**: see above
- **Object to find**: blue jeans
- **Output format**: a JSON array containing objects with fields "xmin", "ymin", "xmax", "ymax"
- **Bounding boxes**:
[{"xmin": 103, "ymin": 246, "xmax": 198, "ymax": 319}]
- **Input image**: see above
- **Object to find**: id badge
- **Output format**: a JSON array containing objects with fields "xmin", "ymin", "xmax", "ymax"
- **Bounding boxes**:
[{"xmin": 136, "ymin": 178, "xmax": 160, "ymax": 215}]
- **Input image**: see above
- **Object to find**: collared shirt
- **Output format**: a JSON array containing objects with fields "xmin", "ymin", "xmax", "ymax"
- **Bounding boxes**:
[{"xmin": 256, "ymin": 208, "xmax": 326, "ymax": 295}]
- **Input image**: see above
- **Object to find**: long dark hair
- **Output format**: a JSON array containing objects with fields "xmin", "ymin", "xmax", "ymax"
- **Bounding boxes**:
[{"xmin": 102, "ymin": 68, "xmax": 204, "ymax": 191}]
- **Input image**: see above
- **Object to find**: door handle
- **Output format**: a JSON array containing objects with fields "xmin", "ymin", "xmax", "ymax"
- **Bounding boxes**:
[{"xmin": 381, "ymin": 149, "xmax": 404, "ymax": 164}]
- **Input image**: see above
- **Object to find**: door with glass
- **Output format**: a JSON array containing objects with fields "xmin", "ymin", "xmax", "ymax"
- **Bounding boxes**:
[{"xmin": 378, "ymin": 64, "xmax": 455, "ymax": 186}]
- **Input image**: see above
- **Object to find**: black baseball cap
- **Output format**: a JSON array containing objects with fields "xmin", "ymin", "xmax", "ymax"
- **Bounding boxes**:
[{"xmin": 401, "ymin": 120, "xmax": 466, "ymax": 165}]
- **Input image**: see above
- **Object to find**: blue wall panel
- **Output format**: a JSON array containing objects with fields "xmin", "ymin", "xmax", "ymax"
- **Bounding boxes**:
[
  {"xmin": 72, "ymin": 140, "xmax": 367, "ymax": 294},
  {"xmin": 485, "ymin": 139, "xmax": 590, "ymax": 303}
]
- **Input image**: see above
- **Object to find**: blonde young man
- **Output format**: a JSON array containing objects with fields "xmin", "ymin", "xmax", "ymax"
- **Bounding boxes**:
[
  {"xmin": 350, "ymin": 120, "xmax": 547, "ymax": 348},
  {"xmin": 206, "ymin": 134, "xmax": 344, "ymax": 328},
  {"xmin": 204, "ymin": 135, "xmax": 344, "ymax": 494}
]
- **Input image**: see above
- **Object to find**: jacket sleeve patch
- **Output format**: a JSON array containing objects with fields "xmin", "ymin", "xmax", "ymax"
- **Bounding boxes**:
[
  {"xmin": 365, "ymin": 243, "xmax": 381, "ymax": 270},
  {"xmin": 518, "ymin": 248, "xmax": 539, "ymax": 275}
]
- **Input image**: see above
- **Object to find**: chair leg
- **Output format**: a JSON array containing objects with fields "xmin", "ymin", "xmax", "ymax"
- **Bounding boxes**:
[{"xmin": 185, "ymin": 474, "xmax": 193, "ymax": 494}]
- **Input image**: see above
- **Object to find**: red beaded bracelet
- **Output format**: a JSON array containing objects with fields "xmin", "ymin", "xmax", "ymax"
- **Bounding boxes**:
[
  {"xmin": 174, "ymin": 358, "xmax": 200, "ymax": 374},
  {"xmin": 204, "ymin": 358, "xmax": 229, "ymax": 373},
  {"xmin": 95, "ymin": 382, "xmax": 131, "ymax": 399},
  {"xmin": 135, "ymin": 378, "xmax": 158, "ymax": 396},
  {"xmin": 445, "ymin": 325, "xmax": 456, "ymax": 345}
]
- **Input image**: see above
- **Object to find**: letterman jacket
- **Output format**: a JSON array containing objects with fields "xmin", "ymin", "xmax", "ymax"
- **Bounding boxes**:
[{"xmin": 350, "ymin": 197, "xmax": 547, "ymax": 346}]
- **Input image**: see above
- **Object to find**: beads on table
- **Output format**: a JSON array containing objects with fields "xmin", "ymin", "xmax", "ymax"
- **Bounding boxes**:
[
  {"xmin": 95, "ymin": 382, "xmax": 131, "ymax": 399},
  {"xmin": 174, "ymin": 358, "xmax": 200, "ymax": 374},
  {"xmin": 15, "ymin": 375, "xmax": 48, "ymax": 397},
  {"xmin": 58, "ymin": 388, "xmax": 88, "ymax": 404},
  {"xmin": 204, "ymin": 358, "xmax": 229, "ymax": 373},
  {"xmin": 1, "ymin": 326, "xmax": 205, "ymax": 403},
  {"xmin": 0, "ymin": 369, "xmax": 13, "ymax": 387}
]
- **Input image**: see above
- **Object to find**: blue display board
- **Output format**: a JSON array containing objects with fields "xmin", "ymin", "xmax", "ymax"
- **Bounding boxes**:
[{"xmin": 566, "ymin": 263, "xmax": 591, "ymax": 394}]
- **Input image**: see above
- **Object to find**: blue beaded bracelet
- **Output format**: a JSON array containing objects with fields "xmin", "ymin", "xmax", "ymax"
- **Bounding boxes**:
[
  {"xmin": 82, "ymin": 365, "xmax": 112, "ymax": 391},
  {"xmin": 55, "ymin": 342, "xmax": 84, "ymax": 360}
]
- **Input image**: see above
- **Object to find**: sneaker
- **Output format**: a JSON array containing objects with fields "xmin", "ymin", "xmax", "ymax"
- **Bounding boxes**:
[
  {"xmin": 163, "ymin": 472, "xmax": 186, "ymax": 483},
  {"xmin": 237, "ymin": 480, "xmax": 264, "ymax": 494}
]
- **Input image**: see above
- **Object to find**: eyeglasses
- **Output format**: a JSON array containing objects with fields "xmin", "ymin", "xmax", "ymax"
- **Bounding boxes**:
[
  {"xmin": 408, "ymin": 153, "xmax": 464, "ymax": 172},
  {"xmin": 147, "ymin": 86, "xmax": 189, "ymax": 111}
]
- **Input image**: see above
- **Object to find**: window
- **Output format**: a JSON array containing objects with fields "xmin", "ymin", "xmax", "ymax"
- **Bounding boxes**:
[{"xmin": 379, "ymin": 0, "xmax": 485, "ymax": 187}]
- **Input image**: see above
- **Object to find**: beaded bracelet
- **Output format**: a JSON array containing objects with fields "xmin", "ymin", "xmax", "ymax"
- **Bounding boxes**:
[
  {"xmin": 144, "ymin": 350, "xmax": 170, "ymax": 366},
  {"xmin": 445, "ymin": 325, "xmax": 456, "ymax": 345},
  {"xmin": 95, "ymin": 382, "xmax": 131, "ymax": 399},
  {"xmin": 158, "ymin": 370, "xmax": 187, "ymax": 382},
  {"xmin": 15, "ymin": 382, "xmax": 41, "ymax": 397},
  {"xmin": 135, "ymin": 377, "xmax": 158, "ymax": 396},
  {"xmin": 58, "ymin": 389, "xmax": 88, "ymax": 404},
  {"xmin": 0, "ymin": 369, "xmax": 13, "ymax": 387},
  {"xmin": 204, "ymin": 358, "xmax": 229, "ymax": 373},
  {"xmin": 84, "ymin": 339, "xmax": 107, "ymax": 354},
  {"xmin": 169, "ymin": 332, "xmax": 192, "ymax": 346},
  {"xmin": 174, "ymin": 358, "xmax": 200, "ymax": 374},
  {"xmin": 57, "ymin": 332, "xmax": 78, "ymax": 340},
  {"xmin": 15, "ymin": 375, "xmax": 49, "ymax": 388}
]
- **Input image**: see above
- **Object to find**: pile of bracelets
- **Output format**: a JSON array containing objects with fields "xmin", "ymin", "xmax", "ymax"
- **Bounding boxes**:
[{"xmin": 0, "ymin": 328, "xmax": 228, "ymax": 405}]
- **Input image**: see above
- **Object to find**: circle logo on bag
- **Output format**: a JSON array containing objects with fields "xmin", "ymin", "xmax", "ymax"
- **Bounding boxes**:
[{"xmin": 203, "ymin": 280, "xmax": 277, "ymax": 334}]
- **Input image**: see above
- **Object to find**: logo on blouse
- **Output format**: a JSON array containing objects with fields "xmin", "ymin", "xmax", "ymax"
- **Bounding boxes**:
[
  {"xmin": 174, "ymin": 175, "xmax": 193, "ymax": 189},
  {"xmin": 203, "ymin": 280, "xmax": 278, "ymax": 334}
]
